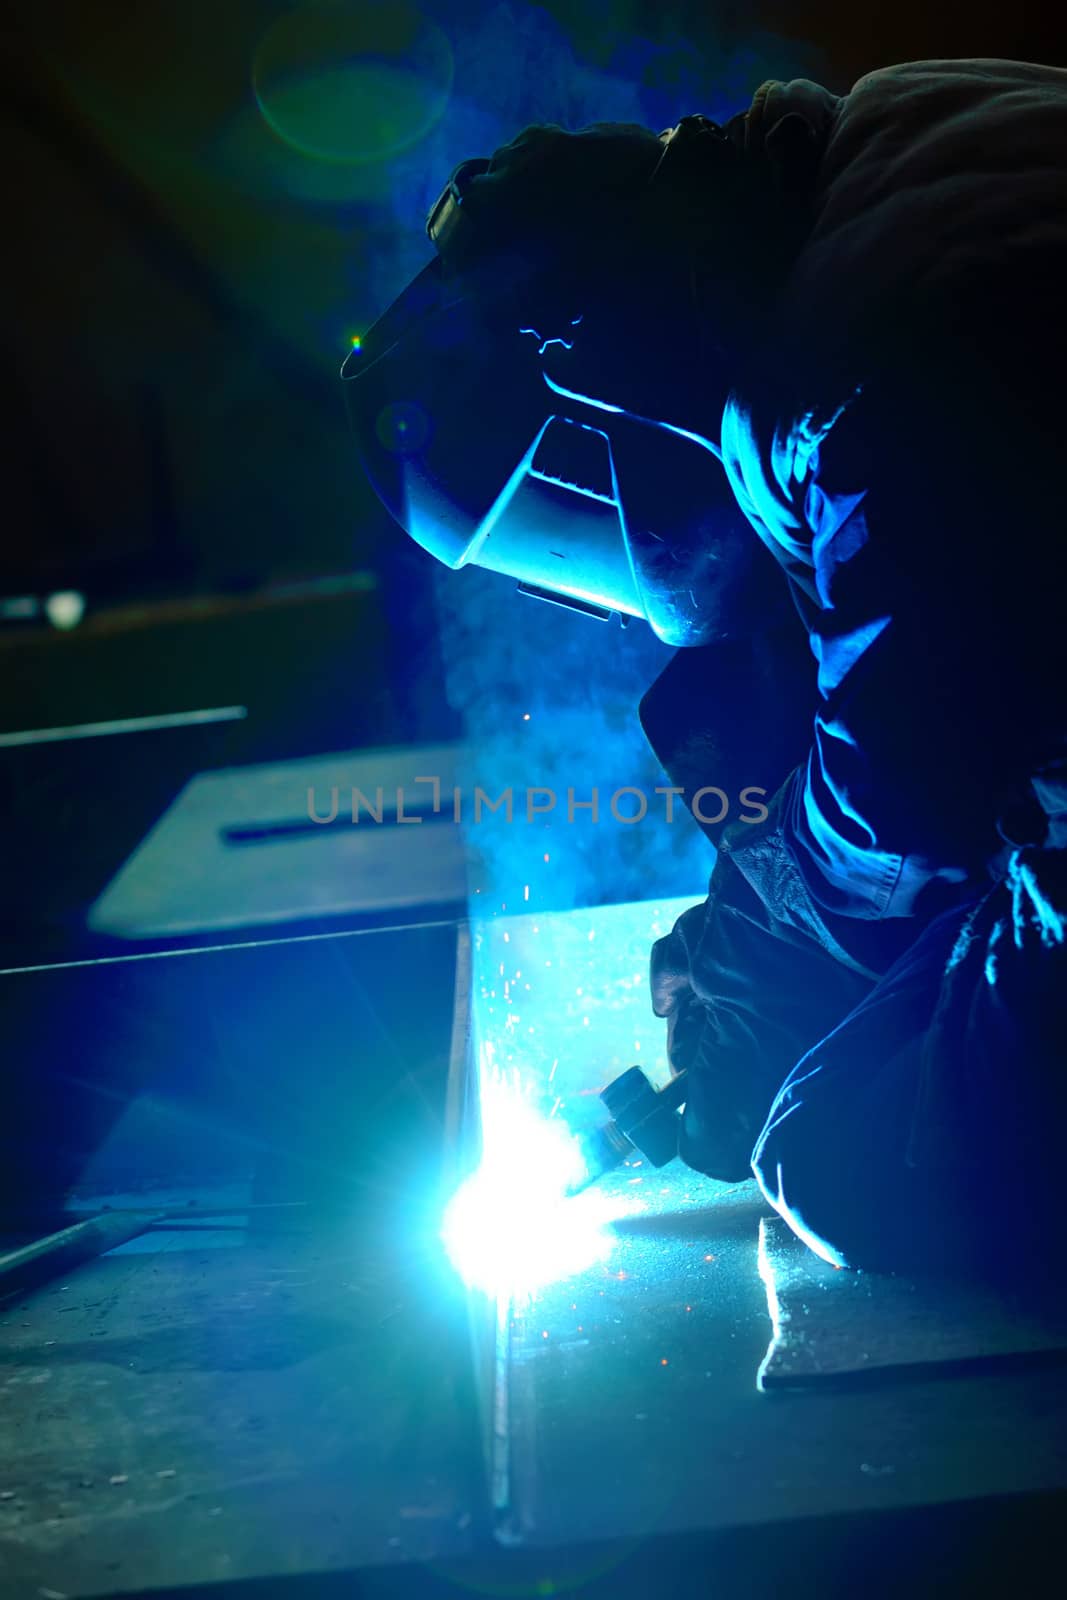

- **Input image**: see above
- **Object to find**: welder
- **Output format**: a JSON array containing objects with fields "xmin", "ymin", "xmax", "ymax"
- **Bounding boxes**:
[{"xmin": 345, "ymin": 59, "xmax": 1067, "ymax": 1274}]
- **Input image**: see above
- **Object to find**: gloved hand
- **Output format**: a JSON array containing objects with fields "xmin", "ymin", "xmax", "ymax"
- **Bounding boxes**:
[
  {"xmin": 650, "ymin": 844, "xmax": 876, "ymax": 1182},
  {"xmin": 650, "ymin": 899, "xmax": 719, "ymax": 1080},
  {"xmin": 650, "ymin": 893, "xmax": 768, "ymax": 1182}
]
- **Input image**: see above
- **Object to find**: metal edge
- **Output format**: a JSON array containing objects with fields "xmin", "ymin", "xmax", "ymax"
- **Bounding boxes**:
[{"xmin": 443, "ymin": 922, "xmax": 517, "ymax": 1539}]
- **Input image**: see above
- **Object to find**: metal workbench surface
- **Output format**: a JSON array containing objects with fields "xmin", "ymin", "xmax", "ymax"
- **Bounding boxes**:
[{"xmin": 3, "ymin": 902, "xmax": 1067, "ymax": 1597}]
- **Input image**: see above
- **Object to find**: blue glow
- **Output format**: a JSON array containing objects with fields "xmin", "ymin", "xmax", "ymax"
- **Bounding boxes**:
[
  {"xmin": 519, "ymin": 326, "xmax": 576, "ymax": 356},
  {"xmin": 540, "ymin": 371, "xmax": 724, "ymax": 462},
  {"xmin": 526, "ymin": 466, "xmax": 616, "ymax": 506},
  {"xmin": 441, "ymin": 901, "xmax": 696, "ymax": 1303},
  {"xmin": 1011, "ymin": 853, "xmax": 1066, "ymax": 950},
  {"xmin": 441, "ymin": 1044, "xmax": 629, "ymax": 1306},
  {"xmin": 761, "ymin": 1154, "xmax": 849, "ymax": 1271},
  {"xmin": 985, "ymin": 917, "xmax": 1005, "ymax": 987},
  {"xmin": 463, "ymin": 419, "xmax": 554, "ymax": 565},
  {"xmin": 755, "ymin": 1215, "xmax": 784, "ymax": 1392},
  {"xmin": 0, "ymin": 707, "xmax": 247, "ymax": 749}
]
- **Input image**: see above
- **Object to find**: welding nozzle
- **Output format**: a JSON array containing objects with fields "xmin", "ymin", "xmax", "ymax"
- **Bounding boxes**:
[{"xmin": 567, "ymin": 1067, "xmax": 689, "ymax": 1195}]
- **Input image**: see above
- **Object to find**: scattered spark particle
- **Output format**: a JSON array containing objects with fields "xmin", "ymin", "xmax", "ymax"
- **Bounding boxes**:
[
  {"xmin": 660, "ymin": 1359, "xmax": 669, "ymax": 1367},
  {"xmin": 576, "ymin": 986, "xmax": 583, "ymax": 996},
  {"xmin": 704, "ymin": 1254, "xmax": 715, "ymax": 1262},
  {"xmin": 685, "ymin": 1306, "xmax": 692, "ymax": 1313},
  {"xmin": 577, "ymin": 1325, "xmax": 583, "ymax": 1331},
  {"xmin": 542, "ymin": 1330, "xmax": 549, "ymax": 1339},
  {"xmin": 499, "ymin": 963, "xmax": 505, "ymax": 976},
  {"xmin": 550, "ymin": 1096, "xmax": 562, "ymax": 1118},
  {"xmin": 634, "ymin": 1041, "xmax": 642, "ymax": 1052},
  {"xmin": 524, "ymin": 983, "xmax": 531, "ymax": 991},
  {"xmin": 503, "ymin": 932, "xmax": 510, "ymax": 943},
  {"xmin": 628, "ymin": 1177, "xmax": 643, "ymax": 1184},
  {"xmin": 523, "ymin": 713, "xmax": 531, "ymax": 721},
  {"xmin": 350, "ymin": 334, "xmax": 362, "ymax": 350},
  {"xmin": 615, "ymin": 1271, "xmax": 627, "ymax": 1280},
  {"xmin": 631, "ymin": 1162, "xmax": 643, "ymax": 1169},
  {"xmin": 533, "ymin": 925, "xmax": 539, "ymax": 933},
  {"xmin": 544, "ymin": 853, "xmax": 550, "ymax": 863},
  {"xmin": 524, "ymin": 886, "xmax": 530, "ymax": 901},
  {"xmin": 549, "ymin": 1059, "xmax": 559, "ymax": 1082},
  {"xmin": 571, "ymin": 1303, "xmax": 577, "ymax": 1310},
  {"xmin": 588, "ymin": 929, "xmax": 596, "ymax": 941},
  {"xmin": 582, "ymin": 1016, "xmax": 590, "ymax": 1026}
]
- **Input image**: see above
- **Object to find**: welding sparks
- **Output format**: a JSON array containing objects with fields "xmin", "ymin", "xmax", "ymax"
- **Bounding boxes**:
[{"xmin": 441, "ymin": 1048, "xmax": 631, "ymax": 1305}]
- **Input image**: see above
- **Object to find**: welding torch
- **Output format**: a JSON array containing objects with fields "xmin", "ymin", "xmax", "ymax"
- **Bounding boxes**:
[{"xmin": 567, "ymin": 1067, "xmax": 689, "ymax": 1195}]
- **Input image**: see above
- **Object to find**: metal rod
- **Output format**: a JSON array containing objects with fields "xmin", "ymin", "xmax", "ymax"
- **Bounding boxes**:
[{"xmin": 0, "ymin": 1211, "xmax": 165, "ymax": 1296}]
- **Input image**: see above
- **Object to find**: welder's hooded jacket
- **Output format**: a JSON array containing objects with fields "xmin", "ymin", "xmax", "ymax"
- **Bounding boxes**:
[{"xmin": 645, "ymin": 59, "xmax": 1067, "ymax": 1179}]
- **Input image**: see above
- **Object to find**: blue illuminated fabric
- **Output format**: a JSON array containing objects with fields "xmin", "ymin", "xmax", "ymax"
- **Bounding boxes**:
[
  {"xmin": 719, "ymin": 58, "xmax": 1067, "ymax": 934},
  {"xmin": 652, "ymin": 61, "xmax": 1067, "ymax": 1263}
]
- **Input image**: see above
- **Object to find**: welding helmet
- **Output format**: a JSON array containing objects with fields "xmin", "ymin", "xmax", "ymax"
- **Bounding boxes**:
[{"xmin": 342, "ymin": 118, "xmax": 765, "ymax": 647}]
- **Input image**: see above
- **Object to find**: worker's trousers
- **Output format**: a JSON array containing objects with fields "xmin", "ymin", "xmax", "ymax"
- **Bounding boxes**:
[{"xmin": 751, "ymin": 836, "xmax": 1067, "ymax": 1273}]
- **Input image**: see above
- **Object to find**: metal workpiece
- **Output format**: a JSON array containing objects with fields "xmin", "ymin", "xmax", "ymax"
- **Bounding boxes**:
[
  {"xmin": 445, "ymin": 900, "xmax": 699, "ymax": 1531},
  {"xmin": 444, "ymin": 922, "xmax": 511, "ymax": 1521},
  {"xmin": 0, "ymin": 917, "xmax": 486, "ymax": 1595},
  {"xmin": 4, "ymin": 901, "xmax": 1067, "ymax": 1597},
  {"xmin": 451, "ymin": 898, "xmax": 1067, "ymax": 1555}
]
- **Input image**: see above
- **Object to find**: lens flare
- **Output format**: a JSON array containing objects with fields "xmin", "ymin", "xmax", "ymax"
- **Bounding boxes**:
[
  {"xmin": 442, "ymin": 1053, "xmax": 629, "ymax": 1305},
  {"xmin": 252, "ymin": 2, "xmax": 454, "ymax": 166}
]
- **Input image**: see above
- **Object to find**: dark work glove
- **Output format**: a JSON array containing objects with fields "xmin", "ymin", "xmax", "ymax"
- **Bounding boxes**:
[
  {"xmin": 650, "ymin": 847, "xmax": 876, "ymax": 1182},
  {"xmin": 650, "ymin": 895, "xmax": 769, "ymax": 1182},
  {"xmin": 650, "ymin": 899, "xmax": 722, "ymax": 1082}
]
